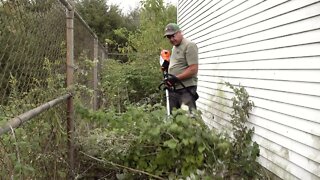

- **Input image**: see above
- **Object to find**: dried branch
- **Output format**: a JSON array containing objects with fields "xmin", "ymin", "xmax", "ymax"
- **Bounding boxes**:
[{"xmin": 79, "ymin": 151, "xmax": 165, "ymax": 180}]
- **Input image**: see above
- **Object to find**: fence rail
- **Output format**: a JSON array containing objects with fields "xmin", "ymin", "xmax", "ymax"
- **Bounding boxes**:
[{"xmin": 0, "ymin": 93, "xmax": 71, "ymax": 135}]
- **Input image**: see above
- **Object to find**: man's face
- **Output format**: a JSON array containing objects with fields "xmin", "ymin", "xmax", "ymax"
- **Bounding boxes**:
[{"xmin": 166, "ymin": 31, "xmax": 182, "ymax": 46}]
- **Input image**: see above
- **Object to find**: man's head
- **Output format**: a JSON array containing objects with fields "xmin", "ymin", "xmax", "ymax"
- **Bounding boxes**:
[{"xmin": 164, "ymin": 23, "xmax": 183, "ymax": 46}]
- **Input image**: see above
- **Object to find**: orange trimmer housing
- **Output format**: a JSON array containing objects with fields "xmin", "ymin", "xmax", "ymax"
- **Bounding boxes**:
[
  {"xmin": 160, "ymin": 50, "xmax": 170, "ymax": 72},
  {"xmin": 161, "ymin": 49, "xmax": 170, "ymax": 61}
]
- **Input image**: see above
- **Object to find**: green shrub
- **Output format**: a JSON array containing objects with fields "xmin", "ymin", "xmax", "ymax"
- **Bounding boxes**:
[
  {"xmin": 100, "ymin": 59, "xmax": 163, "ymax": 111},
  {"xmin": 76, "ymin": 84, "xmax": 265, "ymax": 179},
  {"xmin": 0, "ymin": 59, "xmax": 68, "ymax": 179}
]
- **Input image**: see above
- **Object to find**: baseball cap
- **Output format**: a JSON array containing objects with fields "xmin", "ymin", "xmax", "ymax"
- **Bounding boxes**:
[{"xmin": 164, "ymin": 23, "xmax": 180, "ymax": 37}]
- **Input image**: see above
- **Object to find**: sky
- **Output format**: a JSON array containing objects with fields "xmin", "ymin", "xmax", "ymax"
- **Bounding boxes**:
[{"xmin": 107, "ymin": 0, "xmax": 177, "ymax": 14}]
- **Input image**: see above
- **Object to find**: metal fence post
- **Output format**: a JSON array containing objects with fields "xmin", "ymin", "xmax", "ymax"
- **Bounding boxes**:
[
  {"xmin": 66, "ymin": 4, "xmax": 75, "ymax": 179},
  {"xmin": 105, "ymin": 43, "xmax": 108, "ymax": 59},
  {"xmin": 97, "ymin": 48, "xmax": 103, "ymax": 108},
  {"xmin": 93, "ymin": 37, "xmax": 98, "ymax": 110}
]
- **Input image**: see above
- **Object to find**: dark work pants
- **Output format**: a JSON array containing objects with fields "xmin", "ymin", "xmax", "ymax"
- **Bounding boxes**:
[{"xmin": 168, "ymin": 86, "xmax": 198, "ymax": 112}]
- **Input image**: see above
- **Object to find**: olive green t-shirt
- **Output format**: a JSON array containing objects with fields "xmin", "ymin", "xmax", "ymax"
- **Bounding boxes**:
[{"xmin": 169, "ymin": 38, "xmax": 198, "ymax": 89}]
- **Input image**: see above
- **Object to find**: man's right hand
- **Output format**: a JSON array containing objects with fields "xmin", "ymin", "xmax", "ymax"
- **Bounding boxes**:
[{"xmin": 165, "ymin": 74, "xmax": 179, "ymax": 87}]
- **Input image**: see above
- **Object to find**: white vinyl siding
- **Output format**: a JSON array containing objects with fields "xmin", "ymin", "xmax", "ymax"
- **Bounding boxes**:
[{"xmin": 177, "ymin": 0, "xmax": 320, "ymax": 179}]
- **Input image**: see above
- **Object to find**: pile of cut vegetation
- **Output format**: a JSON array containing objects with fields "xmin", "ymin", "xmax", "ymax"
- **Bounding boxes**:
[{"xmin": 75, "ymin": 84, "xmax": 266, "ymax": 179}]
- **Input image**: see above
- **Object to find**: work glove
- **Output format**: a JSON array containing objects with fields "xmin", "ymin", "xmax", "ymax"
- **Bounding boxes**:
[{"xmin": 165, "ymin": 74, "xmax": 179, "ymax": 87}]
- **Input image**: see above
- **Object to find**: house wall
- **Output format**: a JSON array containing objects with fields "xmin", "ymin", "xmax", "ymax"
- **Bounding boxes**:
[{"xmin": 177, "ymin": 0, "xmax": 320, "ymax": 179}]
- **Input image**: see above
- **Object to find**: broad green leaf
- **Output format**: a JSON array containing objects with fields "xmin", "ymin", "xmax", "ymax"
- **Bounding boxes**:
[
  {"xmin": 185, "ymin": 155, "xmax": 195, "ymax": 163},
  {"xmin": 169, "ymin": 123, "xmax": 179, "ymax": 132},
  {"xmin": 164, "ymin": 139, "xmax": 177, "ymax": 149},
  {"xmin": 150, "ymin": 126, "xmax": 161, "ymax": 136},
  {"xmin": 182, "ymin": 138, "xmax": 189, "ymax": 146},
  {"xmin": 198, "ymin": 145, "xmax": 205, "ymax": 153}
]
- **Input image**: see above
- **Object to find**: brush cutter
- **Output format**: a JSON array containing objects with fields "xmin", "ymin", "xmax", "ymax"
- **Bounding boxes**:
[{"xmin": 159, "ymin": 50, "xmax": 171, "ymax": 116}]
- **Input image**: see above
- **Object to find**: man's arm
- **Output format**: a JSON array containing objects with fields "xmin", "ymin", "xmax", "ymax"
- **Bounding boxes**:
[{"xmin": 177, "ymin": 64, "xmax": 198, "ymax": 80}]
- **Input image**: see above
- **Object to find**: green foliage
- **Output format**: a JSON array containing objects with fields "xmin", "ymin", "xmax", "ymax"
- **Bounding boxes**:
[
  {"xmin": 72, "ymin": 52, "xmax": 96, "ymax": 109},
  {"xmin": 0, "ymin": 59, "xmax": 68, "ymax": 179},
  {"xmin": 97, "ymin": 0, "xmax": 178, "ymax": 109},
  {"xmin": 0, "ymin": 107, "xmax": 68, "ymax": 179},
  {"xmin": 0, "ymin": 0, "xmax": 66, "ymax": 106},
  {"xmin": 127, "ymin": 0, "xmax": 177, "ymax": 57},
  {"xmin": 0, "ymin": 3, "xmax": 67, "ymax": 178},
  {"xmin": 1, "ymin": 58, "xmax": 66, "ymax": 118},
  {"xmin": 75, "ymin": 0, "xmax": 176, "ymax": 57},
  {"xmin": 100, "ymin": 59, "xmax": 163, "ymax": 111},
  {"xmin": 77, "ymin": 106, "xmax": 214, "ymax": 179},
  {"xmin": 76, "ymin": 83, "xmax": 265, "ymax": 179},
  {"xmin": 225, "ymin": 82, "xmax": 261, "ymax": 178},
  {"xmin": 75, "ymin": 0, "xmax": 139, "ymax": 54}
]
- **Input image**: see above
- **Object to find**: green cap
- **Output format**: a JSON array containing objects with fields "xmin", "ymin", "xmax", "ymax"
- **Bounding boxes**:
[{"xmin": 164, "ymin": 23, "xmax": 180, "ymax": 37}]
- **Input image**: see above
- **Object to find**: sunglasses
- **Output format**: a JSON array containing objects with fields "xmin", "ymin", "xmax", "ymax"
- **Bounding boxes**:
[{"xmin": 166, "ymin": 34, "xmax": 176, "ymax": 39}]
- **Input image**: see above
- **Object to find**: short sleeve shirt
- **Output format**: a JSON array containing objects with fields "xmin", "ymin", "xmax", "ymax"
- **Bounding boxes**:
[{"xmin": 169, "ymin": 38, "xmax": 198, "ymax": 89}]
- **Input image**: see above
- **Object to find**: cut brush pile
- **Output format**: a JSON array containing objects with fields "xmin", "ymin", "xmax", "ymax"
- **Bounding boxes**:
[{"xmin": 75, "ymin": 84, "xmax": 266, "ymax": 179}]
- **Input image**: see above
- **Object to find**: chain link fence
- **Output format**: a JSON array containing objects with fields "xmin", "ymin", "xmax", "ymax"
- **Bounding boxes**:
[
  {"xmin": 0, "ymin": 0, "xmax": 67, "ymax": 120},
  {"xmin": 74, "ymin": 14, "xmax": 107, "ymax": 110},
  {"xmin": 0, "ymin": 0, "xmax": 107, "ymax": 178}
]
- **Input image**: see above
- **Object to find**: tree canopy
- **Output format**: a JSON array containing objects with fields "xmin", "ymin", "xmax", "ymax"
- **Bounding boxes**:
[
  {"xmin": 128, "ymin": 0, "xmax": 177, "ymax": 57},
  {"xmin": 75, "ymin": 0, "xmax": 140, "ymax": 53},
  {"xmin": 75, "ymin": 0, "xmax": 177, "ymax": 57}
]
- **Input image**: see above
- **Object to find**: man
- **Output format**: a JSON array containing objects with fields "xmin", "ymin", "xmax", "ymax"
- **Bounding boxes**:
[{"xmin": 163, "ymin": 23, "xmax": 199, "ymax": 112}]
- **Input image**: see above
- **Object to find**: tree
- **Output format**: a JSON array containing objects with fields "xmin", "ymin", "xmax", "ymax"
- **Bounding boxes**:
[
  {"xmin": 124, "ymin": 7, "xmax": 140, "ymax": 32},
  {"xmin": 75, "ymin": 0, "xmax": 138, "ymax": 53},
  {"xmin": 127, "ymin": 0, "xmax": 177, "ymax": 58}
]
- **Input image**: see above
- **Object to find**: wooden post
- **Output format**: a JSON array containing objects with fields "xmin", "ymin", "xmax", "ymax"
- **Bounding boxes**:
[
  {"xmin": 93, "ymin": 38, "xmax": 98, "ymax": 110},
  {"xmin": 66, "ymin": 5, "xmax": 75, "ymax": 179}
]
